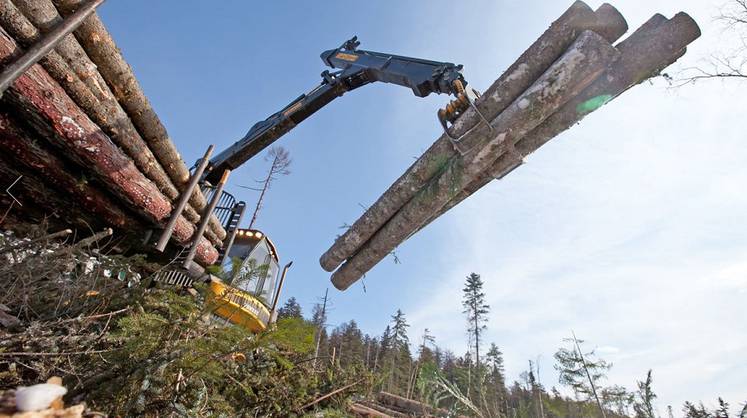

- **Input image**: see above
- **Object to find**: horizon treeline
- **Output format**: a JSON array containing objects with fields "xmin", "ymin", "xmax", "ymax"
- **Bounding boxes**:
[{"xmin": 277, "ymin": 272, "xmax": 746, "ymax": 418}]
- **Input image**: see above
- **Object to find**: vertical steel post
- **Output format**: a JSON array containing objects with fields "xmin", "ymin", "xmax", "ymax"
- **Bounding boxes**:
[
  {"xmin": 269, "ymin": 261, "xmax": 293, "ymax": 323},
  {"xmin": 221, "ymin": 204, "xmax": 247, "ymax": 284},
  {"xmin": 0, "ymin": 0, "xmax": 105, "ymax": 96},
  {"xmin": 183, "ymin": 169, "xmax": 230, "ymax": 269},
  {"xmin": 155, "ymin": 145, "xmax": 214, "ymax": 251}
]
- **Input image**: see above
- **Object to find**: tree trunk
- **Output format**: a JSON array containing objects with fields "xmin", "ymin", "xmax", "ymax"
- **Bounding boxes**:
[
  {"xmin": 0, "ymin": 156, "xmax": 105, "ymax": 230},
  {"xmin": 331, "ymin": 31, "xmax": 619, "ymax": 290},
  {"xmin": 349, "ymin": 402, "xmax": 396, "ymax": 418},
  {"xmin": 0, "ymin": 0, "xmax": 222, "ymax": 245},
  {"xmin": 0, "ymin": 109, "xmax": 134, "ymax": 229},
  {"xmin": 418, "ymin": 12, "xmax": 700, "ymax": 232},
  {"xmin": 319, "ymin": 2, "xmax": 628, "ymax": 272},
  {"xmin": 377, "ymin": 391, "xmax": 461, "ymax": 417},
  {"xmin": 4, "ymin": 0, "xmax": 224, "ymax": 245},
  {"xmin": 0, "ymin": 28, "xmax": 218, "ymax": 265},
  {"xmin": 51, "ymin": 0, "xmax": 226, "ymax": 241}
]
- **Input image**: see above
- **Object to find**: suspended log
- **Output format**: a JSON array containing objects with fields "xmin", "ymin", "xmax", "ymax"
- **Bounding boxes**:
[
  {"xmin": 320, "ymin": 1, "xmax": 628, "ymax": 272},
  {"xmin": 331, "ymin": 31, "xmax": 620, "ymax": 290},
  {"xmin": 420, "ymin": 13, "xmax": 700, "ymax": 231},
  {"xmin": 3, "ymin": 0, "xmax": 223, "ymax": 246},
  {"xmin": 51, "ymin": 0, "xmax": 227, "ymax": 242},
  {"xmin": 0, "ymin": 27, "xmax": 218, "ymax": 265}
]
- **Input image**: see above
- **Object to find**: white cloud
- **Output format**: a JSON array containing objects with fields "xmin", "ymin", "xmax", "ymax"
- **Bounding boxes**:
[{"xmin": 399, "ymin": 0, "xmax": 747, "ymax": 412}]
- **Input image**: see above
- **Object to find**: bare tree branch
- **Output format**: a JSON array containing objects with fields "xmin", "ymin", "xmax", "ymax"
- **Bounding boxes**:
[
  {"xmin": 677, "ymin": 0, "xmax": 747, "ymax": 84},
  {"xmin": 247, "ymin": 146, "xmax": 292, "ymax": 229}
]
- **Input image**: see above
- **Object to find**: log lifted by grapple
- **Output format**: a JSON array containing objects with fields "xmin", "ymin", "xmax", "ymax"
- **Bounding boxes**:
[{"xmin": 319, "ymin": 2, "xmax": 702, "ymax": 291}]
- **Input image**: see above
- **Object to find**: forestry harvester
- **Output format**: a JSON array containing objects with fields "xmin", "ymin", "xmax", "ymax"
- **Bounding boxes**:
[
  {"xmin": 172, "ymin": 37, "xmax": 486, "ymax": 332},
  {"xmin": 0, "ymin": 0, "xmax": 700, "ymax": 334}
]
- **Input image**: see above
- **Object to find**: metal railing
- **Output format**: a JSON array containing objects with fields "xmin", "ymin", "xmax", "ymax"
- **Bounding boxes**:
[{"xmin": 200, "ymin": 185, "xmax": 237, "ymax": 230}]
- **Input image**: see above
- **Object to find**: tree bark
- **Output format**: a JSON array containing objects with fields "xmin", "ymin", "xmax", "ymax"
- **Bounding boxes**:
[
  {"xmin": 0, "ymin": 158, "xmax": 88, "ymax": 227},
  {"xmin": 0, "ymin": 109, "xmax": 133, "ymax": 229},
  {"xmin": 349, "ymin": 402, "xmax": 396, "ymax": 418},
  {"xmin": 376, "ymin": 391, "xmax": 458, "ymax": 417},
  {"xmin": 331, "ymin": 31, "xmax": 619, "ymax": 290},
  {"xmin": 51, "ymin": 0, "xmax": 227, "ymax": 242},
  {"xmin": 418, "ymin": 13, "xmax": 701, "ymax": 232},
  {"xmin": 0, "ymin": 28, "xmax": 218, "ymax": 265},
  {"xmin": 320, "ymin": 2, "xmax": 628, "ymax": 272},
  {"xmin": 4, "ymin": 0, "xmax": 224, "ymax": 246}
]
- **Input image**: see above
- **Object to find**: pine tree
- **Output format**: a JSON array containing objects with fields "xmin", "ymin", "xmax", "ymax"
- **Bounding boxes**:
[
  {"xmin": 462, "ymin": 273, "xmax": 489, "ymax": 368},
  {"xmin": 485, "ymin": 343, "xmax": 506, "ymax": 416},
  {"xmin": 385, "ymin": 309, "xmax": 411, "ymax": 393},
  {"xmin": 602, "ymin": 385, "xmax": 633, "ymax": 416},
  {"xmin": 277, "ymin": 296, "xmax": 302, "ymax": 319},
  {"xmin": 245, "ymin": 146, "xmax": 292, "ymax": 229},
  {"xmin": 715, "ymin": 398, "xmax": 730, "ymax": 418},
  {"xmin": 684, "ymin": 401, "xmax": 713, "ymax": 418},
  {"xmin": 376, "ymin": 325, "xmax": 392, "ymax": 372},
  {"xmin": 553, "ymin": 335, "xmax": 611, "ymax": 416},
  {"xmin": 633, "ymin": 370, "xmax": 657, "ymax": 418},
  {"xmin": 390, "ymin": 309, "xmax": 410, "ymax": 349}
]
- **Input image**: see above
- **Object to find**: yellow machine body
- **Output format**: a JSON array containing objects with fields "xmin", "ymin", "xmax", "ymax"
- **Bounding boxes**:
[
  {"xmin": 207, "ymin": 278, "xmax": 271, "ymax": 333},
  {"xmin": 206, "ymin": 228, "xmax": 282, "ymax": 333}
]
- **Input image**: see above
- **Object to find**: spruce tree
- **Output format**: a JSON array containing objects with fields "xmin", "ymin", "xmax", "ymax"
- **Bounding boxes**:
[
  {"xmin": 634, "ymin": 370, "xmax": 657, "ymax": 418},
  {"xmin": 386, "ymin": 309, "xmax": 411, "ymax": 393},
  {"xmin": 462, "ymin": 273, "xmax": 490, "ymax": 367},
  {"xmin": 554, "ymin": 335, "xmax": 611, "ymax": 417},
  {"xmin": 486, "ymin": 343, "xmax": 507, "ymax": 415},
  {"xmin": 277, "ymin": 296, "xmax": 302, "ymax": 319},
  {"xmin": 715, "ymin": 398, "xmax": 730, "ymax": 418}
]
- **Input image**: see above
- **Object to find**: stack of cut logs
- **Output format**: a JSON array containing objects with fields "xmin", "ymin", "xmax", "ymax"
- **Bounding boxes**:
[
  {"xmin": 350, "ymin": 392, "xmax": 470, "ymax": 418},
  {"xmin": 321, "ymin": 1, "xmax": 701, "ymax": 290},
  {"xmin": 0, "ymin": 0, "xmax": 226, "ymax": 265}
]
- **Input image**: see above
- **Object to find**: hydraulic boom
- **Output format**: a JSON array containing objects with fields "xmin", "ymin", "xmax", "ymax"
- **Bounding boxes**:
[{"xmin": 203, "ymin": 37, "xmax": 477, "ymax": 183}]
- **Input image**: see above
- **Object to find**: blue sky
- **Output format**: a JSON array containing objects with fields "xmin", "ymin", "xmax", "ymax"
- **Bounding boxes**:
[{"xmin": 98, "ymin": 0, "xmax": 745, "ymax": 412}]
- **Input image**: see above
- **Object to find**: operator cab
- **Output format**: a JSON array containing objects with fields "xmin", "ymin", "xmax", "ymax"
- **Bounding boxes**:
[
  {"xmin": 221, "ymin": 228, "xmax": 280, "ymax": 305},
  {"xmin": 207, "ymin": 228, "xmax": 284, "ymax": 332}
]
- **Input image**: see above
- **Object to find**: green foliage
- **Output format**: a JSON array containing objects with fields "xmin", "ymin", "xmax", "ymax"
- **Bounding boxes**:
[
  {"xmin": 553, "ymin": 337, "xmax": 611, "ymax": 400},
  {"xmin": 88, "ymin": 291, "xmax": 365, "ymax": 417},
  {"xmin": 268, "ymin": 317, "xmax": 316, "ymax": 354},
  {"xmin": 463, "ymin": 272, "xmax": 489, "ymax": 366},
  {"xmin": 3, "ymin": 231, "xmax": 743, "ymax": 417},
  {"xmin": 278, "ymin": 296, "xmax": 303, "ymax": 319},
  {"xmin": 633, "ymin": 370, "xmax": 657, "ymax": 418}
]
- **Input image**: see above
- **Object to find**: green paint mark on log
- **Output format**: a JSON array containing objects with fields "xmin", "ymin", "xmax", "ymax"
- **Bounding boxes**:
[{"xmin": 576, "ymin": 94, "xmax": 613, "ymax": 114}]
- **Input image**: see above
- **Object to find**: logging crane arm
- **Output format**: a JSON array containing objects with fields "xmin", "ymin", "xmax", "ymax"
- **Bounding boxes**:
[{"xmin": 203, "ymin": 36, "xmax": 477, "ymax": 183}]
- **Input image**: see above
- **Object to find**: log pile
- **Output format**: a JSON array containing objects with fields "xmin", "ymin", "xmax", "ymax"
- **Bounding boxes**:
[
  {"xmin": 349, "ymin": 392, "xmax": 469, "ymax": 417},
  {"xmin": 321, "ymin": 1, "xmax": 701, "ymax": 290},
  {"xmin": 0, "ymin": 0, "xmax": 226, "ymax": 265}
]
